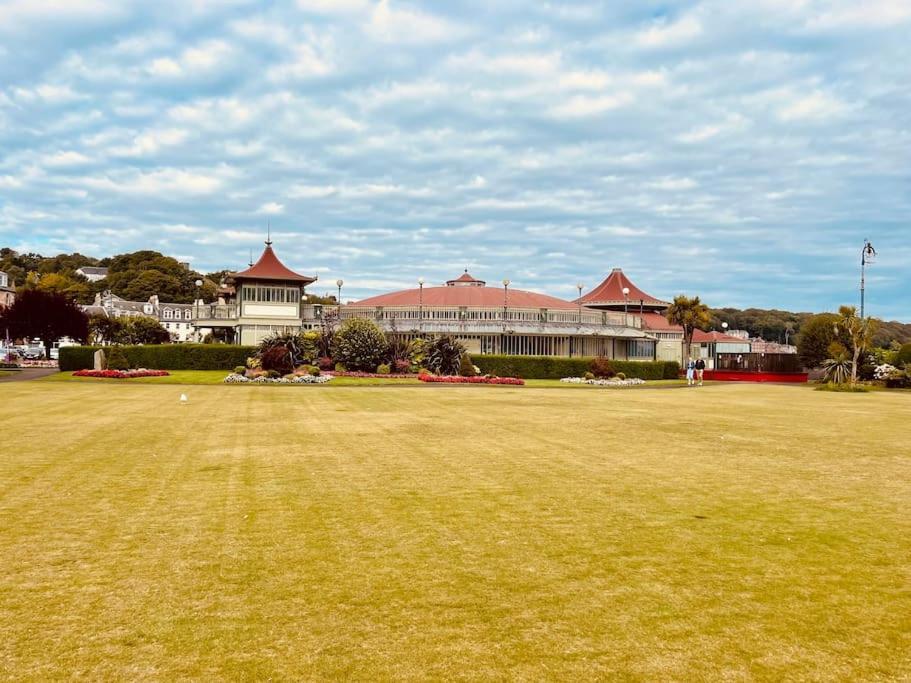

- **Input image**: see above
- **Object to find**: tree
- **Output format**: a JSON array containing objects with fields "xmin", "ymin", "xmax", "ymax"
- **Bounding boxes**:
[
  {"xmin": 796, "ymin": 313, "xmax": 841, "ymax": 368},
  {"xmin": 331, "ymin": 318, "xmax": 388, "ymax": 371},
  {"xmin": 836, "ymin": 306, "xmax": 878, "ymax": 386},
  {"xmin": 424, "ymin": 335, "xmax": 466, "ymax": 375},
  {"xmin": 666, "ymin": 295, "xmax": 711, "ymax": 358},
  {"xmin": 0, "ymin": 289, "xmax": 88, "ymax": 358},
  {"xmin": 88, "ymin": 314, "xmax": 125, "ymax": 345},
  {"xmin": 121, "ymin": 317, "xmax": 171, "ymax": 345}
]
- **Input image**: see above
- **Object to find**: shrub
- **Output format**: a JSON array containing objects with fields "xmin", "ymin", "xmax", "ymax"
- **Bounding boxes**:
[
  {"xmin": 393, "ymin": 359, "xmax": 411, "ymax": 374},
  {"xmin": 590, "ymin": 357, "xmax": 615, "ymax": 378},
  {"xmin": 459, "ymin": 353, "xmax": 477, "ymax": 377},
  {"xmin": 386, "ymin": 338, "xmax": 414, "ymax": 367},
  {"xmin": 265, "ymin": 369, "xmax": 280, "ymax": 379},
  {"xmin": 583, "ymin": 371, "xmax": 595, "ymax": 380},
  {"xmin": 376, "ymin": 363, "xmax": 391, "ymax": 375},
  {"xmin": 895, "ymin": 343, "xmax": 911, "ymax": 368},
  {"xmin": 106, "ymin": 347, "xmax": 131, "ymax": 370},
  {"xmin": 60, "ymin": 345, "xmax": 256, "ymax": 371},
  {"xmin": 317, "ymin": 356, "xmax": 333, "ymax": 371},
  {"xmin": 233, "ymin": 366, "xmax": 246, "ymax": 375},
  {"xmin": 335, "ymin": 362, "xmax": 347, "ymax": 373},
  {"xmin": 616, "ymin": 371, "xmax": 626, "ymax": 380},
  {"xmin": 424, "ymin": 335, "xmax": 465, "ymax": 375},
  {"xmin": 260, "ymin": 345, "xmax": 294, "ymax": 375},
  {"xmin": 331, "ymin": 318, "xmax": 388, "ymax": 372},
  {"xmin": 308, "ymin": 366, "xmax": 321, "ymax": 377},
  {"xmin": 300, "ymin": 331, "xmax": 320, "ymax": 364},
  {"xmin": 470, "ymin": 355, "xmax": 677, "ymax": 381},
  {"xmin": 258, "ymin": 333, "xmax": 308, "ymax": 369},
  {"xmin": 283, "ymin": 373, "xmax": 297, "ymax": 381}
]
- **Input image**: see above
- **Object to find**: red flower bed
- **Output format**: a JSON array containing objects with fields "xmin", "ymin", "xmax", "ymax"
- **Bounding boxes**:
[
  {"xmin": 418, "ymin": 373, "xmax": 524, "ymax": 385},
  {"xmin": 72, "ymin": 369, "xmax": 170, "ymax": 379}
]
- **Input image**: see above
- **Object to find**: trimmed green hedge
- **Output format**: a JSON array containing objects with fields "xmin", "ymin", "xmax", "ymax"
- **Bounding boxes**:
[
  {"xmin": 59, "ymin": 345, "xmax": 256, "ymax": 371},
  {"xmin": 470, "ymin": 355, "xmax": 680, "ymax": 380}
]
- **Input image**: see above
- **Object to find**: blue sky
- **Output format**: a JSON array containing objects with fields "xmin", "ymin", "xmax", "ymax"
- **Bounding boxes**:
[{"xmin": 0, "ymin": 0, "xmax": 909, "ymax": 319}]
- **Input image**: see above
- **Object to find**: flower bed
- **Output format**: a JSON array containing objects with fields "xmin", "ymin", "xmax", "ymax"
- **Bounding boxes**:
[
  {"xmin": 418, "ymin": 374, "xmax": 524, "ymax": 385},
  {"xmin": 223, "ymin": 373, "xmax": 331, "ymax": 384},
  {"xmin": 20, "ymin": 360, "xmax": 59, "ymax": 368},
  {"xmin": 560, "ymin": 377, "xmax": 646, "ymax": 386},
  {"xmin": 73, "ymin": 369, "xmax": 170, "ymax": 379},
  {"xmin": 329, "ymin": 371, "xmax": 421, "ymax": 379}
]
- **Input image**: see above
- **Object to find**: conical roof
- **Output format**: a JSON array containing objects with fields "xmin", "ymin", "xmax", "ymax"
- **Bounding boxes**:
[
  {"xmin": 577, "ymin": 268, "xmax": 669, "ymax": 310},
  {"xmin": 232, "ymin": 241, "xmax": 315, "ymax": 284}
]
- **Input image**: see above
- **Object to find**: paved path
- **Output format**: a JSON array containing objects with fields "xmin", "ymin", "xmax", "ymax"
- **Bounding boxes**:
[{"xmin": 0, "ymin": 368, "xmax": 57, "ymax": 383}]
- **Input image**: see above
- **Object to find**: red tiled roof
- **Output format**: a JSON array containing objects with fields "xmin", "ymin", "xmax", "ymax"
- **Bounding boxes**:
[
  {"xmin": 577, "ymin": 269, "xmax": 669, "ymax": 309},
  {"xmin": 639, "ymin": 312, "xmax": 681, "ymax": 331},
  {"xmin": 232, "ymin": 243, "xmax": 315, "ymax": 283},
  {"xmin": 447, "ymin": 271, "xmax": 485, "ymax": 286},
  {"xmin": 692, "ymin": 330, "xmax": 748, "ymax": 343},
  {"xmin": 353, "ymin": 282, "xmax": 577, "ymax": 310}
]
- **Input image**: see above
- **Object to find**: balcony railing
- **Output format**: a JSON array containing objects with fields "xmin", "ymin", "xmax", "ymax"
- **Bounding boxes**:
[
  {"xmin": 192, "ymin": 303, "xmax": 238, "ymax": 320},
  {"xmin": 335, "ymin": 306, "xmax": 641, "ymax": 329}
]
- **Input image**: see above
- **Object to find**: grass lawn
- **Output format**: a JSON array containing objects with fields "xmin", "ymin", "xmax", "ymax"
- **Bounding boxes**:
[
  {"xmin": 41, "ymin": 370, "xmax": 685, "ymax": 389},
  {"xmin": 2, "ymin": 381, "xmax": 909, "ymax": 679}
]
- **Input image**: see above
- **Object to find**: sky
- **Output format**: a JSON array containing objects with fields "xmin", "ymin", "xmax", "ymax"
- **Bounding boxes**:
[{"xmin": 0, "ymin": 0, "xmax": 909, "ymax": 319}]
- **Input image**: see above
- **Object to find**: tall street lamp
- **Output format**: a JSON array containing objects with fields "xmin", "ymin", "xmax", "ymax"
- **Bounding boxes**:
[
  {"xmin": 576, "ymin": 283, "xmax": 584, "ymax": 323},
  {"xmin": 336, "ymin": 279, "xmax": 343, "ymax": 308},
  {"xmin": 418, "ymin": 277, "xmax": 424, "ymax": 332},
  {"xmin": 502, "ymin": 278, "xmax": 510, "ymax": 325},
  {"xmin": 194, "ymin": 279, "xmax": 203, "ymax": 341},
  {"xmin": 622, "ymin": 286, "xmax": 630, "ymax": 317},
  {"xmin": 860, "ymin": 239, "xmax": 876, "ymax": 318}
]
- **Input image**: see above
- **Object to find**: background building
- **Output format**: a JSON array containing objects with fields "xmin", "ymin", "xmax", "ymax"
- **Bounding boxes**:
[
  {"xmin": 83, "ymin": 292, "xmax": 196, "ymax": 342},
  {"xmin": 0, "ymin": 270, "xmax": 14, "ymax": 308}
]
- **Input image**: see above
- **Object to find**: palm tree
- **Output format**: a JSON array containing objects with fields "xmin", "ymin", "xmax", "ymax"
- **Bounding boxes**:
[
  {"xmin": 666, "ymin": 295, "xmax": 711, "ymax": 360},
  {"xmin": 836, "ymin": 305, "xmax": 878, "ymax": 386}
]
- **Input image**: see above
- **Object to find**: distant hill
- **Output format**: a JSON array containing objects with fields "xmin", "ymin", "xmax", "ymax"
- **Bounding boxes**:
[{"xmin": 709, "ymin": 307, "xmax": 911, "ymax": 348}]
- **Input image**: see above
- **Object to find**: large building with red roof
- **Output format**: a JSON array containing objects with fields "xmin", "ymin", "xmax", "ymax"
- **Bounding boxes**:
[{"xmin": 192, "ymin": 240, "xmax": 746, "ymax": 362}]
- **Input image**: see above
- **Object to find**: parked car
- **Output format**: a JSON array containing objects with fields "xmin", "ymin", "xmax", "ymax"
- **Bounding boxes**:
[{"xmin": 23, "ymin": 346, "xmax": 45, "ymax": 360}]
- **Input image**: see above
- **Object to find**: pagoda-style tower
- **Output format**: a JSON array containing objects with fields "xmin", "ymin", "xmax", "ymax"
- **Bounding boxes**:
[
  {"xmin": 193, "ymin": 239, "xmax": 316, "ymax": 345},
  {"xmin": 576, "ymin": 268, "xmax": 669, "ymax": 313}
]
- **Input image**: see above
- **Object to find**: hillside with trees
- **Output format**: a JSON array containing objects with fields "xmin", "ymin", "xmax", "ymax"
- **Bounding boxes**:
[{"xmin": 0, "ymin": 248, "xmax": 221, "ymax": 305}]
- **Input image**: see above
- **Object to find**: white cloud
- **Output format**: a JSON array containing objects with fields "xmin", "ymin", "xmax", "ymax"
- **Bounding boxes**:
[
  {"xmin": 12, "ymin": 84, "xmax": 83, "ymax": 103},
  {"xmin": 267, "ymin": 43, "xmax": 333, "ymax": 81},
  {"xmin": 145, "ymin": 40, "xmax": 234, "ymax": 79},
  {"xmin": 648, "ymin": 177, "xmax": 698, "ymax": 191},
  {"xmin": 110, "ymin": 128, "xmax": 190, "ymax": 157},
  {"xmin": 778, "ymin": 91, "xmax": 848, "ymax": 121},
  {"xmin": 808, "ymin": 0, "xmax": 911, "ymax": 29},
  {"xmin": 80, "ymin": 168, "xmax": 228, "ymax": 196},
  {"xmin": 635, "ymin": 15, "xmax": 702, "ymax": 48},
  {"xmin": 43, "ymin": 150, "xmax": 91, "ymax": 166},
  {"xmin": 549, "ymin": 92, "xmax": 633, "ymax": 118},
  {"xmin": 257, "ymin": 202, "xmax": 285, "ymax": 214},
  {"xmin": 365, "ymin": 0, "xmax": 463, "ymax": 44}
]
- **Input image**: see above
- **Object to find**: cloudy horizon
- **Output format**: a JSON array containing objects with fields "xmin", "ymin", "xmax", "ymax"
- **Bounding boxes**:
[{"xmin": 1, "ymin": 1, "xmax": 909, "ymax": 318}]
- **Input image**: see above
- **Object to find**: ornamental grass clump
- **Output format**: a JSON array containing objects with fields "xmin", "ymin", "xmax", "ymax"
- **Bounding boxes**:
[{"xmin": 424, "ymin": 335, "xmax": 465, "ymax": 376}]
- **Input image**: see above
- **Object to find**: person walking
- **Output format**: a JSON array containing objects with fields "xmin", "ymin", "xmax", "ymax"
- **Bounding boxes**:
[
  {"xmin": 695, "ymin": 357, "xmax": 706, "ymax": 386},
  {"xmin": 686, "ymin": 356, "xmax": 695, "ymax": 386}
]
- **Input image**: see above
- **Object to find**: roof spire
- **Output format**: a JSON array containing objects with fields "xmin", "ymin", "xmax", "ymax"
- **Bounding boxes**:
[
  {"xmin": 266, "ymin": 221, "xmax": 272, "ymax": 246},
  {"xmin": 248, "ymin": 248, "xmax": 253, "ymax": 267}
]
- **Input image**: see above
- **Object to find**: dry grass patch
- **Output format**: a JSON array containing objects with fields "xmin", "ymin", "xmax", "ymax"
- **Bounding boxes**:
[{"xmin": 1, "ymin": 382, "xmax": 909, "ymax": 679}]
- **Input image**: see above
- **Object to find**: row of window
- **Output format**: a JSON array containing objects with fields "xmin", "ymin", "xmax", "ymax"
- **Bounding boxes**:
[
  {"xmin": 162, "ymin": 309, "xmax": 192, "ymax": 320},
  {"xmin": 241, "ymin": 285, "xmax": 302, "ymax": 304}
]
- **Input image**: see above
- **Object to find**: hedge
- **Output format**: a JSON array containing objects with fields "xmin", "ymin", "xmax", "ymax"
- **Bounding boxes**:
[
  {"xmin": 470, "ymin": 355, "xmax": 680, "ymax": 380},
  {"xmin": 59, "ymin": 345, "xmax": 256, "ymax": 371}
]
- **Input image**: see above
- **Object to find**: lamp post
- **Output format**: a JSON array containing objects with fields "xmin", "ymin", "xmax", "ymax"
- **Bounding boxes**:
[
  {"xmin": 860, "ymin": 239, "xmax": 876, "ymax": 318},
  {"xmin": 576, "ymin": 283, "xmax": 583, "ymax": 323},
  {"xmin": 336, "ymin": 279, "xmax": 343, "ymax": 308},
  {"xmin": 622, "ymin": 286, "xmax": 630, "ymax": 318},
  {"xmin": 502, "ymin": 278, "xmax": 510, "ymax": 326},
  {"xmin": 194, "ymin": 279, "xmax": 203, "ymax": 341},
  {"xmin": 418, "ymin": 277, "xmax": 424, "ymax": 332}
]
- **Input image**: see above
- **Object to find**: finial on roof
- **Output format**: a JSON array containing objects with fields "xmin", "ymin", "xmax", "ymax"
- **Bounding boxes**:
[
  {"xmin": 248, "ymin": 248, "xmax": 253, "ymax": 267},
  {"xmin": 266, "ymin": 221, "xmax": 272, "ymax": 246}
]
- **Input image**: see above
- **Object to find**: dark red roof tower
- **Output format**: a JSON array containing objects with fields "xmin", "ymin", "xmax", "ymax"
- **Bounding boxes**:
[
  {"xmin": 231, "ymin": 239, "xmax": 316, "ymax": 285},
  {"xmin": 576, "ymin": 268, "xmax": 669, "ymax": 311}
]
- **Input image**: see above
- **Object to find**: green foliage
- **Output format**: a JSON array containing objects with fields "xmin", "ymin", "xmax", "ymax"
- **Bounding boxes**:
[
  {"xmin": 815, "ymin": 382, "xmax": 870, "ymax": 393},
  {"xmin": 666, "ymin": 295, "xmax": 711, "ymax": 354},
  {"xmin": 797, "ymin": 313, "xmax": 843, "ymax": 369},
  {"xmin": 331, "ymin": 318, "xmax": 388, "ymax": 371},
  {"xmin": 105, "ymin": 347, "xmax": 131, "ymax": 370},
  {"xmin": 300, "ymin": 331, "xmax": 320, "ymax": 364},
  {"xmin": 471, "ymin": 355, "xmax": 678, "ymax": 380},
  {"xmin": 458, "ymin": 354, "xmax": 477, "ymax": 377},
  {"xmin": 616, "ymin": 372, "xmax": 627, "ymax": 381},
  {"xmin": 334, "ymin": 362, "xmax": 347, "ymax": 373},
  {"xmin": 376, "ymin": 363, "xmax": 391, "ymax": 375},
  {"xmin": 583, "ymin": 371, "xmax": 595, "ymax": 380},
  {"xmin": 895, "ymin": 343, "xmax": 911, "ymax": 368},
  {"xmin": 424, "ymin": 335, "xmax": 465, "ymax": 375},
  {"xmin": 233, "ymin": 366, "xmax": 246, "ymax": 375},
  {"xmin": 821, "ymin": 357, "xmax": 851, "ymax": 384},
  {"xmin": 59, "ymin": 345, "xmax": 256, "ymax": 371}
]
